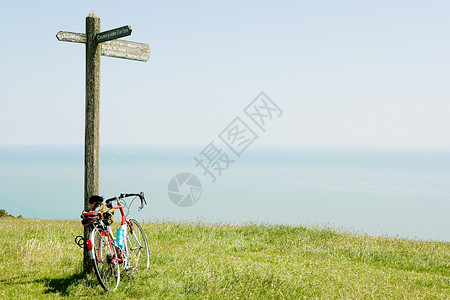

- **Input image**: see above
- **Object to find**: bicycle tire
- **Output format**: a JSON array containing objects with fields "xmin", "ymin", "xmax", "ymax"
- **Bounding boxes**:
[
  {"xmin": 125, "ymin": 219, "xmax": 150, "ymax": 271},
  {"xmin": 90, "ymin": 227, "xmax": 121, "ymax": 292}
]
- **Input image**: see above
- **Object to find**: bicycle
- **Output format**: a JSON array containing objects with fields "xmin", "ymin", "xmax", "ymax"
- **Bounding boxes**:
[{"xmin": 80, "ymin": 192, "xmax": 150, "ymax": 292}]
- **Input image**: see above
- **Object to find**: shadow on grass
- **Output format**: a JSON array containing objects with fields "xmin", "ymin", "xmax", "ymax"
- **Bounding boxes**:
[
  {"xmin": 0, "ymin": 272, "xmax": 99, "ymax": 296},
  {"xmin": 44, "ymin": 272, "xmax": 92, "ymax": 296}
]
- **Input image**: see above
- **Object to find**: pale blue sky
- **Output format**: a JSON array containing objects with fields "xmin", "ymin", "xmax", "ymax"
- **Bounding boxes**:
[{"xmin": 1, "ymin": 1, "xmax": 449, "ymax": 149}]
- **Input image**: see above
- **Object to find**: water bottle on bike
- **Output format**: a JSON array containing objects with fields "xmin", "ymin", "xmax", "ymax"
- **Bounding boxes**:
[{"xmin": 116, "ymin": 225, "xmax": 125, "ymax": 248}]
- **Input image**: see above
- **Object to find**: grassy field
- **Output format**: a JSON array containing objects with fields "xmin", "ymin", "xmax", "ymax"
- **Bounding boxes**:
[{"xmin": 0, "ymin": 217, "xmax": 449, "ymax": 299}]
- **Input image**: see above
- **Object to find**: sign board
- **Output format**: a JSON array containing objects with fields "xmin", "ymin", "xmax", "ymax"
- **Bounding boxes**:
[
  {"xmin": 56, "ymin": 31, "xmax": 86, "ymax": 43},
  {"xmin": 102, "ymin": 40, "xmax": 150, "ymax": 62},
  {"xmin": 96, "ymin": 25, "xmax": 132, "ymax": 43},
  {"xmin": 56, "ymin": 30, "xmax": 150, "ymax": 62}
]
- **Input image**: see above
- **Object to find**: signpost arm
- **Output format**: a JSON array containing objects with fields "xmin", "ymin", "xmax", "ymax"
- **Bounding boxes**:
[{"xmin": 83, "ymin": 10, "xmax": 101, "ymax": 274}]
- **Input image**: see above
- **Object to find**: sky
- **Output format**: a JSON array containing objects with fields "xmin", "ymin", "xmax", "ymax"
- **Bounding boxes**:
[{"xmin": 1, "ymin": 1, "xmax": 450, "ymax": 150}]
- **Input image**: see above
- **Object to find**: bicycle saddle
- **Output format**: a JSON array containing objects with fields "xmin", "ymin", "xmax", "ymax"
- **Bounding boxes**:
[{"xmin": 89, "ymin": 195, "xmax": 104, "ymax": 204}]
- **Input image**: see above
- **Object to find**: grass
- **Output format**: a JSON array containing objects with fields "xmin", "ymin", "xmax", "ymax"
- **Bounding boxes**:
[{"xmin": 0, "ymin": 218, "xmax": 449, "ymax": 299}]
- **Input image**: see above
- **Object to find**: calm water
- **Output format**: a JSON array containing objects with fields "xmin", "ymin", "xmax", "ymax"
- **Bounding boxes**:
[{"xmin": 1, "ymin": 146, "xmax": 449, "ymax": 241}]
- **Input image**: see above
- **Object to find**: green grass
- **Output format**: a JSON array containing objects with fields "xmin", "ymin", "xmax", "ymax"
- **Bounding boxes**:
[{"xmin": 0, "ymin": 218, "xmax": 449, "ymax": 299}]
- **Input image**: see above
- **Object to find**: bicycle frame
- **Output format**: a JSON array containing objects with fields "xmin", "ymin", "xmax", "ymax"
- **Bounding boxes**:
[
  {"xmin": 87, "ymin": 202, "xmax": 131, "ymax": 266},
  {"xmin": 112, "ymin": 202, "xmax": 134, "ymax": 228},
  {"xmin": 109, "ymin": 202, "xmax": 133, "ymax": 268}
]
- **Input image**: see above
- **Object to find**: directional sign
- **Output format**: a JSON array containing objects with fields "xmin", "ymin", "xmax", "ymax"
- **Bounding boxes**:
[
  {"xmin": 101, "ymin": 40, "xmax": 150, "ymax": 62},
  {"xmin": 56, "ymin": 31, "xmax": 86, "ymax": 43},
  {"xmin": 96, "ymin": 25, "xmax": 132, "ymax": 43},
  {"xmin": 56, "ymin": 30, "xmax": 150, "ymax": 61}
]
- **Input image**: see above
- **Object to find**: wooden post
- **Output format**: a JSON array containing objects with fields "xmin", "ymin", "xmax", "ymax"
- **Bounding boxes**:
[
  {"xmin": 83, "ymin": 10, "xmax": 101, "ymax": 274},
  {"xmin": 56, "ymin": 10, "xmax": 150, "ymax": 274}
]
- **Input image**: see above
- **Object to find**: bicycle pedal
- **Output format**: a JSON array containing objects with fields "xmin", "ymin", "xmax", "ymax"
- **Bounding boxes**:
[
  {"xmin": 124, "ymin": 266, "xmax": 137, "ymax": 275},
  {"xmin": 124, "ymin": 266, "xmax": 137, "ymax": 271}
]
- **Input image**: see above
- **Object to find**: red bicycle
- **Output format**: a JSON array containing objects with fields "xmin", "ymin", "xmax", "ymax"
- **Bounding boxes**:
[{"xmin": 83, "ymin": 192, "xmax": 149, "ymax": 292}]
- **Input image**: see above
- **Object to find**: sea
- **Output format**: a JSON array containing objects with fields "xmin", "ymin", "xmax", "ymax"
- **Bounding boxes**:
[{"xmin": 1, "ymin": 145, "xmax": 449, "ymax": 241}]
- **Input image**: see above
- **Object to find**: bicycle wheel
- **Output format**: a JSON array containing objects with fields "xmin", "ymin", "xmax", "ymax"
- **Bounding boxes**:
[
  {"xmin": 90, "ymin": 227, "xmax": 120, "ymax": 292},
  {"xmin": 125, "ymin": 219, "xmax": 150, "ymax": 271}
]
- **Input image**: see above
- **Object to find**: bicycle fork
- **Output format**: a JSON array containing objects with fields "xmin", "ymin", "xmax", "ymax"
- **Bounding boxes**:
[{"xmin": 122, "ymin": 229, "xmax": 131, "ymax": 269}]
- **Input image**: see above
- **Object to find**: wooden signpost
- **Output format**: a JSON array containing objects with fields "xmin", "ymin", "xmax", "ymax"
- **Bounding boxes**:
[{"xmin": 56, "ymin": 11, "xmax": 150, "ymax": 273}]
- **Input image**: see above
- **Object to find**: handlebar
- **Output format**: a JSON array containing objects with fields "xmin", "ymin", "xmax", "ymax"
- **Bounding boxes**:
[{"xmin": 105, "ymin": 192, "xmax": 147, "ymax": 211}]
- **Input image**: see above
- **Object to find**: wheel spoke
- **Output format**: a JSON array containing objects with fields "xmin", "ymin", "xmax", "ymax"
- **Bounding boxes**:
[{"xmin": 125, "ymin": 219, "xmax": 150, "ymax": 271}]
